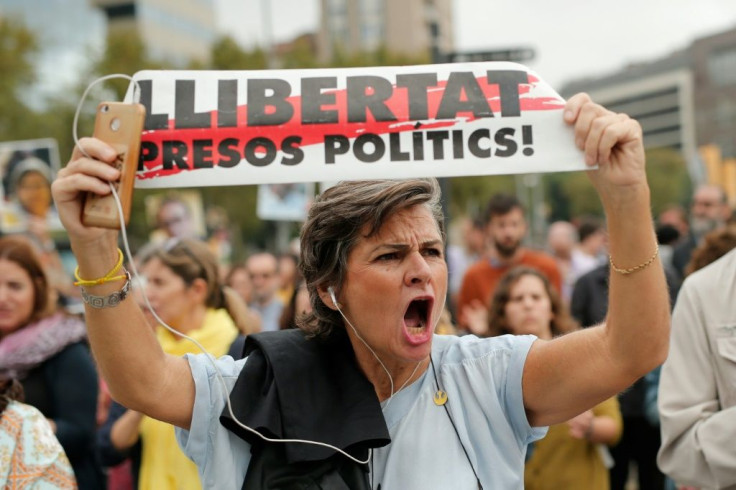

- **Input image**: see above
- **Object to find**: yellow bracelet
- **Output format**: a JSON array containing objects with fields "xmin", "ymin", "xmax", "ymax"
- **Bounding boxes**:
[
  {"xmin": 609, "ymin": 245, "xmax": 659, "ymax": 275},
  {"xmin": 74, "ymin": 249, "xmax": 125, "ymax": 287}
]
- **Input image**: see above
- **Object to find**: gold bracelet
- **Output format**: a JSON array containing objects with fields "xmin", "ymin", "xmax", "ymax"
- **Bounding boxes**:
[
  {"xmin": 74, "ymin": 249, "xmax": 125, "ymax": 287},
  {"xmin": 609, "ymin": 245, "xmax": 659, "ymax": 275}
]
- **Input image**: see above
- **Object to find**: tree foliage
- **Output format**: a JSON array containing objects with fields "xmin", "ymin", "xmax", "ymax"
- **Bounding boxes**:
[
  {"xmin": 330, "ymin": 44, "xmax": 429, "ymax": 68},
  {"xmin": 91, "ymin": 26, "xmax": 167, "ymax": 100},
  {"xmin": 210, "ymin": 35, "xmax": 267, "ymax": 70},
  {"xmin": 644, "ymin": 147, "xmax": 691, "ymax": 215},
  {"xmin": 0, "ymin": 17, "xmax": 40, "ymax": 140},
  {"xmin": 279, "ymin": 35, "xmax": 320, "ymax": 69}
]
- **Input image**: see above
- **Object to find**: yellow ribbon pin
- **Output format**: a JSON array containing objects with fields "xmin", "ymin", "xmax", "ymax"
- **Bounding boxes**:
[{"xmin": 433, "ymin": 390, "xmax": 448, "ymax": 406}]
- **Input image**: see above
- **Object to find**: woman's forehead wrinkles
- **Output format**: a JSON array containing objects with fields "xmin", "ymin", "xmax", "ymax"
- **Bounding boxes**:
[{"xmin": 374, "ymin": 210, "xmax": 440, "ymax": 241}]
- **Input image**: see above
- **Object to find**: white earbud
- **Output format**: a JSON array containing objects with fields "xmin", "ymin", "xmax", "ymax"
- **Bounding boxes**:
[{"xmin": 328, "ymin": 286, "xmax": 338, "ymax": 307}]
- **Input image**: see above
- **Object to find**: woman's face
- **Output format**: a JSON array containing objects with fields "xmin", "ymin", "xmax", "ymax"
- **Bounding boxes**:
[
  {"xmin": 503, "ymin": 274, "xmax": 554, "ymax": 339},
  {"xmin": 228, "ymin": 268, "xmax": 253, "ymax": 304},
  {"xmin": 0, "ymin": 259, "xmax": 35, "ymax": 337},
  {"xmin": 17, "ymin": 171, "xmax": 52, "ymax": 217},
  {"xmin": 140, "ymin": 257, "xmax": 200, "ymax": 327},
  {"xmin": 337, "ymin": 205, "xmax": 447, "ymax": 366}
]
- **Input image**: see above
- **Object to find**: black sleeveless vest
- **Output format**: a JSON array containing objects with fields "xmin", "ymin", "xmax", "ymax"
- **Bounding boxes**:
[{"xmin": 219, "ymin": 328, "xmax": 390, "ymax": 489}]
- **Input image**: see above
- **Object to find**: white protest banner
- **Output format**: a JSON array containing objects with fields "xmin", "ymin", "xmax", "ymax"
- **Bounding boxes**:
[{"xmin": 127, "ymin": 62, "xmax": 585, "ymax": 189}]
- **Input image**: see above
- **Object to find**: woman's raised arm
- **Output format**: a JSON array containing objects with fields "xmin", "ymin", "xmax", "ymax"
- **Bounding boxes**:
[
  {"xmin": 522, "ymin": 93, "xmax": 670, "ymax": 427},
  {"xmin": 52, "ymin": 138, "xmax": 195, "ymax": 429}
]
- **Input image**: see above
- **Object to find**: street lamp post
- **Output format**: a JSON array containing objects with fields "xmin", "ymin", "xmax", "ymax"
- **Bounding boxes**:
[{"xmin": 426, "ymin": 1, "xmax": 451, "ymax": 231}]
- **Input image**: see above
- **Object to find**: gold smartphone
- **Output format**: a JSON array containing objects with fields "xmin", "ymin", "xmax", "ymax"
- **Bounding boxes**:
[{"xmin": 82, "ymin": 102, "xmax": 146, "ymax": 229}]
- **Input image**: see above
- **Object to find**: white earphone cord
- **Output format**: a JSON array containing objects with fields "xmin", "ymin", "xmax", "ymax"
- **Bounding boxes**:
[{"xmin": 73, "ymin": 75, "xmax": 443, "ymax": 468}]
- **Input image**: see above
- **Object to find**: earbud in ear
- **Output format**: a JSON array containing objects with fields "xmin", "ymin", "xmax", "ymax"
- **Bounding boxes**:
[{"xmin": 328, "ymin": 286, "xmax": 337, "ymax": 306}]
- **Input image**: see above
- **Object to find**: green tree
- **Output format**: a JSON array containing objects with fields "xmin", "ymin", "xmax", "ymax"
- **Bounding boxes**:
[
  {"xmin": 538, "ymin": 171, "xmax": 603, "ymax": 221},
  {"xmin": 90, "ymin": 26, "xmax": 166, "ymax": 100},
  {"xmin": 542, "ymin": 147, "xmax": 692, "ymax": 222},
  {"xmin": 280, "ymin": 35, "xmax": 320, "ymax": 69},
  {"xmin": 330, "ymin": 44, "xmax": 429, "ymax": 68},
  {"xmin": 0, "ymin": 17, "xmax": 40, "ymax": 140},
  {"xmin": 644, "ymin": 147, "xmax": 691, "ymax": 215},
  {"xmin": 210, "ymin": 36, "xmax": 267, "ymax": 70},
  {"xmin": 448, "ymin": 174, "xmax": 517, "ymax": 220}
]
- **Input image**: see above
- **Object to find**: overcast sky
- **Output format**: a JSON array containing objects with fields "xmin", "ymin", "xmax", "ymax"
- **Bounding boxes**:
[{"xmin": 215, "ymin": 0, "xmax": 736, "ymax": 89}]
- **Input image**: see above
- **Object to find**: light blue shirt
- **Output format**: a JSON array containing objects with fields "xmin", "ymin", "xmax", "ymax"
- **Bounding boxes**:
[{"xmin": 176, "ymin": 334, "xmax": 546, "ymax": 489}]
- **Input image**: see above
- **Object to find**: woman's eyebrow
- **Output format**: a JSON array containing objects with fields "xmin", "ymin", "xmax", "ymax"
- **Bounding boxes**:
[
  {"xmin": 420, "ymin": 239, "xmax": 443, "ymax": 248},
  {"xmin": 370, "ymin": 243, "xmax": 410, "ymax": 254},
  {"xmin": 371, "ymin": 239, "xmax": 443, "ymax": 253}
]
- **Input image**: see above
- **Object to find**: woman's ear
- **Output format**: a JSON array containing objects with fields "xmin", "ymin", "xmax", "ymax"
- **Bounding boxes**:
[
  {"xmin": 188, "ymin": 277, "xmax": 209, "ymax": 305},
  {"xmin": 317, "ymin": 285, "xmax": 339, "ymax": 311}
]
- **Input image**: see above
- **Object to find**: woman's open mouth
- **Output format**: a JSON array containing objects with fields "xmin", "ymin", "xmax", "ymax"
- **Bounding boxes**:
[{"xmin": 403, "ymin": 298, "xmax": 433, "ymax": 341}]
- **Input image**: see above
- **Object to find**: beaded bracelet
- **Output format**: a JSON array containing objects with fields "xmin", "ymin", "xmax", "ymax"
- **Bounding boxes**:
[
  {"xmin": 73, "ymin": 248, "xmax": 125, "ymax": 287},
  {"xmin": 609, "ymin": 245, "xmax": 659, "ymax": 276},
  {"xmin": 81, "ymin": 270, "xmax": 131, "ymax": 308}
]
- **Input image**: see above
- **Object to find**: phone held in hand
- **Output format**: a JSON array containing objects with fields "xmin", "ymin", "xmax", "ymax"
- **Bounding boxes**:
[{"xmin": 81, "ymin": 102, "xmax": 146, "ymax": 229}]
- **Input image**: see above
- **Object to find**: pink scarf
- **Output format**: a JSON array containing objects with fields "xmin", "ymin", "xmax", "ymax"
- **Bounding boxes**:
[{"xmin": 0, "ymin": 313, "xmax": 87, "ymax": 380}]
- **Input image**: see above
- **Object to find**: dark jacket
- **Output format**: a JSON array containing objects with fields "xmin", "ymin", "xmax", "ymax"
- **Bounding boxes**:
[
  {"xmin": 221, "ymin": 328, "xmax": 390, "ymax": 489},
  {"xmin": 671, "ymin": 233, "xmax": 697, "ymax": 279},
  {"xmin": 96, "ymin": 401, "xmax": 142, "ymax": 487}
]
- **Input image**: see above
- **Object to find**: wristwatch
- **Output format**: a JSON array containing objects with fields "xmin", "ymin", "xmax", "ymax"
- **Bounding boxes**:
[{"xmin": 81, "ymin": 270, "xmax": 131, "ymax": 308}]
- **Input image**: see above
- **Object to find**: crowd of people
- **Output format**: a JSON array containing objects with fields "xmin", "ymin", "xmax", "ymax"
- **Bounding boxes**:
[{"xmin": 0, "ymin": 93, "xmax": 734, "ymax": 489}]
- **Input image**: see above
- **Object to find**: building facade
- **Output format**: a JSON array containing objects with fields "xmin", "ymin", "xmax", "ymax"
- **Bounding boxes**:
[
  {"xmin": 560, "ymin": 51, "xmax": 696, "ymax": 160},
  {"xmin": 560, "ymin": 26, "xmax": 736, "ymax": 199},
  {"xmin": 317, "ymin": 0, "xmax": 454, "ymax": 63},
  {"xmin": 91, "ymin": 0, "xmax": 217, "ymax": 66}
]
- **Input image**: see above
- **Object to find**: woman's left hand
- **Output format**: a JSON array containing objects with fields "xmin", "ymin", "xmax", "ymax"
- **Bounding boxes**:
[{"xmin": 564, "ymin": 93, "xmax": 647, "ymax": 204}]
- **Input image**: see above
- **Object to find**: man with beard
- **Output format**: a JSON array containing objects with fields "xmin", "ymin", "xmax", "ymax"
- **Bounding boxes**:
[
  {"xmin": 671, "ymin": 184, "xmax": 731, "ymax": 279},
  {"xmin": 456, "ymin": 193, "xmax": 561, "ymax": 331}
]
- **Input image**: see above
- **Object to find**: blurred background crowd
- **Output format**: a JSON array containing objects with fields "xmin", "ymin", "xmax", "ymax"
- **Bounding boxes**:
[{"xmin": 2, "ymin": 1, "xmax": 736, "ymax": 489}]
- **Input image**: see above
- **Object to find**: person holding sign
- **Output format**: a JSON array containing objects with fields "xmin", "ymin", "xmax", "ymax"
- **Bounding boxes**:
[{"xmin": 51, "ymin": 93, "xmax": 670, "ymax": 489}]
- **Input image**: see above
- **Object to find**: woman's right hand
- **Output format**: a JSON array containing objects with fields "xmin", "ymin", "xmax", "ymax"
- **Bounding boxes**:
[{"xmin": 51, "ymin": 138, "xmax": 121, "ymax": 248}]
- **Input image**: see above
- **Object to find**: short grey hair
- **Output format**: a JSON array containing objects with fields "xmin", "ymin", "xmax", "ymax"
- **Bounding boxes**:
[{"xmin": 298, "ymin": 178, "xmax": 444, "ymax": 337}]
